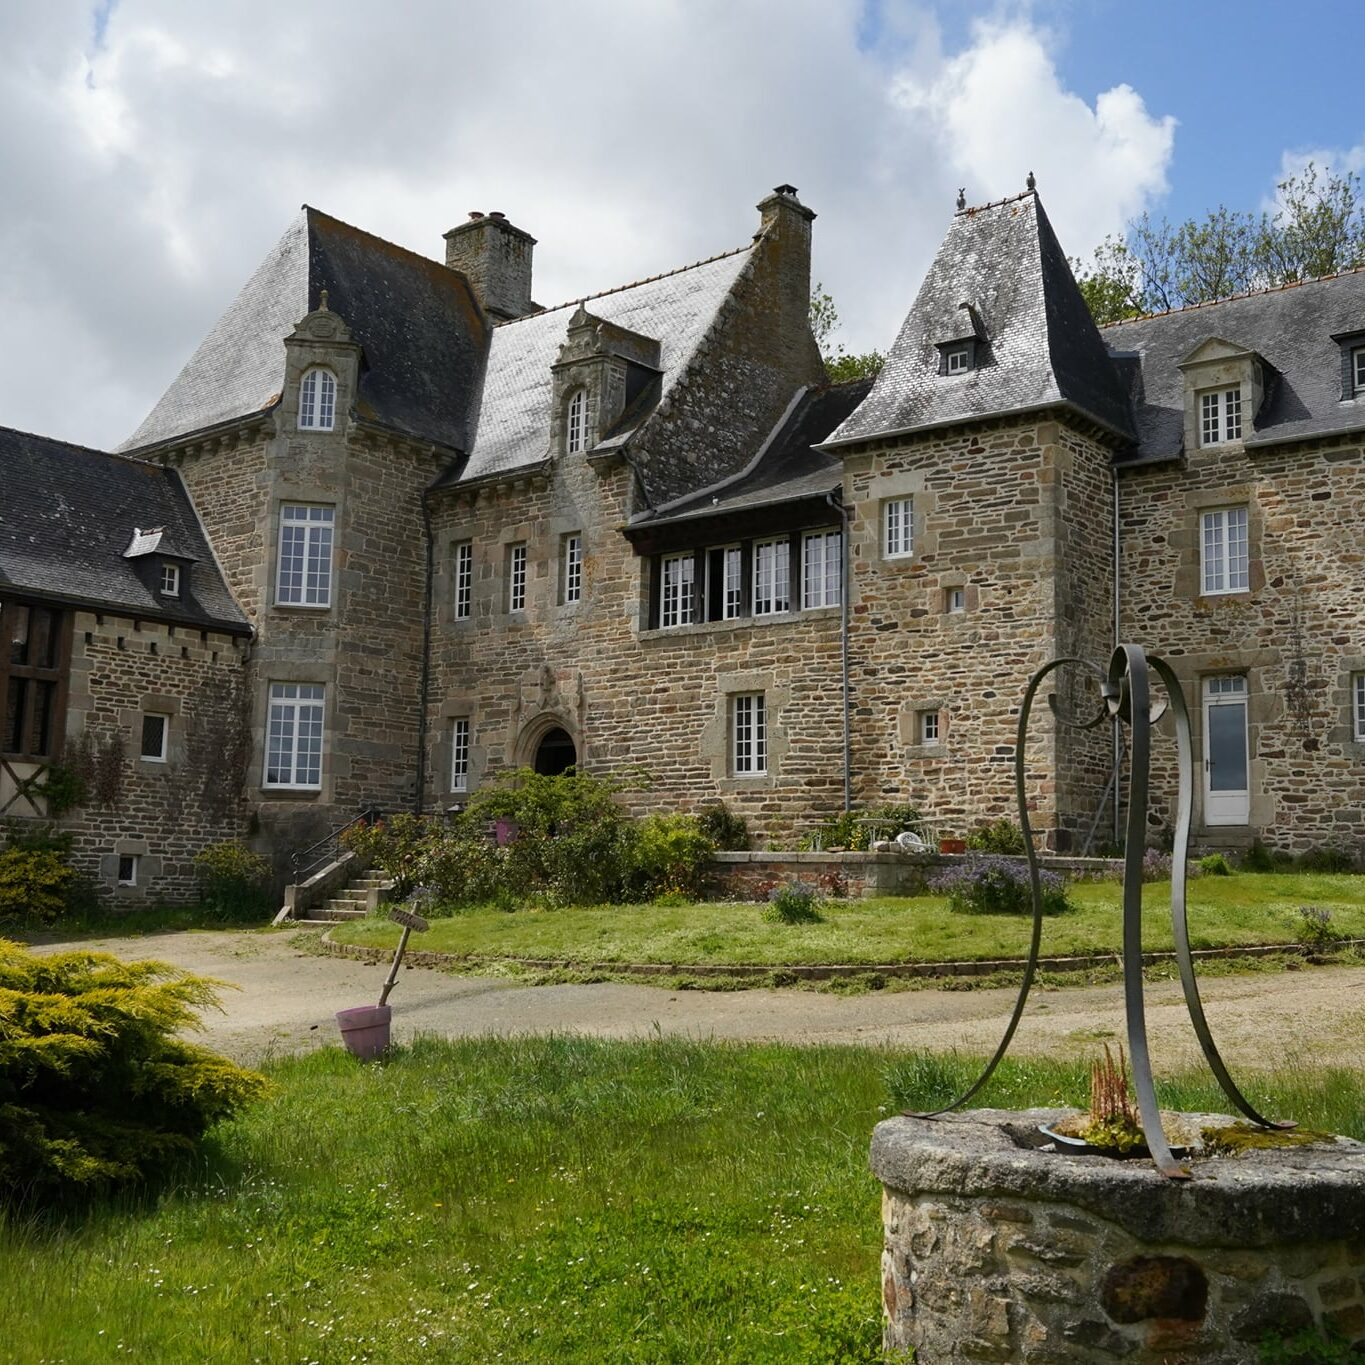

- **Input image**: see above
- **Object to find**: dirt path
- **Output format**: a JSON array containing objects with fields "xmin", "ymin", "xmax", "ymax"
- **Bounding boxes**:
[{"xmin": 28, "ymin": 926, "xmax": 1365, "ymax": 1071}]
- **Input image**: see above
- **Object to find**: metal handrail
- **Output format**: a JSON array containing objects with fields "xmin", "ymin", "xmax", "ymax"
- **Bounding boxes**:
[{"xmin": 289, "ymin": 806, "xmax": 381, "ymax": 880}]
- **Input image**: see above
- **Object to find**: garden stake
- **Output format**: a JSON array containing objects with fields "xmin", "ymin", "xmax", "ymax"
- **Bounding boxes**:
[{"xmin": 379, "ymin": 906, "xmax": 429, "ymax": 1007}]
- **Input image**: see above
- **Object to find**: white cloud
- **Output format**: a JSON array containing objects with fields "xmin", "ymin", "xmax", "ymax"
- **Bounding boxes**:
[{"xmin": 0, "ymin": 3, "xmax": 1175, "ymax": 448}]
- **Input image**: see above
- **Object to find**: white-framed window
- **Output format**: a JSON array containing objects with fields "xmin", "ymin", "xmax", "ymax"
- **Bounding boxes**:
[
  {"xmin": 660, "ymin": 552, "xmax": 695, "ymax": 628},
  {"xmin": 1354, "ymin": 673, "xmax": 1365, "ymax": 743},
  {"xmin": 884, "ymin": 498, "xmax": 913, "ymax": 559},
  {"xmin": 276, "ymin": 504, "xmax": 335, "ymax": 607},
  {"xmin": 298, "ymin": 367, "xmax": 337, "ymax": 431},
  {"xmin": 946, "ymin": 587, "xmax": 966, "ymax": 614},
  {"xmin": 116, "ymin": 854, "xmax": 139, "ymax": 886},
  {"xmin": 1199, "ymin": 387, "xmax": 1242, "ymax": 446},
  {"xmin": 753, "ymin": 538, "xmax": 790, "ymax": 616},
  {"xmin": 140, "ymin": 713, "xmax": 169, "ymax": 762},
  {"xmin": 264, "ymin": 682, "xmax": 325, "ymax": 789},
  {"xmin": 919, "ymin": 709, "xmax": 941, "ymax": 744},
  {"xmin": 732, "ymin": 693, "xmax": 766, "ymax": 775},
  {"xmin": 802, "ymin": 529, "xmax": 842, "ymax": 609},
  {"xmin": 945, "ymin": 346, "xmax": 971, "ymax": 375},
  {"xmin": 1354, "ymin": 347, "xmax": 1365, "ymax": 396},
  {"xmin": 1200, "ymin": 505, "xmax": 1250, "ymax": 595},
  {"xmin": 508, "ymin": 543, "xmax": 527, "ymax": 612},
  {"xmin": 566, "ymin": 387, "xmax": 588, "ymax": 454},
  {"xmin": 562, "ymin": 533, "xmax": 583, "ymax": 605},
  {"xmin": 159, "ymin": 563, "xmax": 180, "ymax": 597},
  {"xmin": 722, "ymin": 546, "xmax": 743, "ymax": 620},
  {"xmin": 453, "ymin": 541, "xmax": 473, "ymax": 620},
  {"xmin": 451, "ymin": 718, "xmax": 470, "ymax": 792}
]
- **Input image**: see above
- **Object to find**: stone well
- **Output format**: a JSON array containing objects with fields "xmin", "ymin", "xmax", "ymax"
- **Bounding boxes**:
[{"xmin": 870, "ymin": 1108, "xmax": 1365, "ymax": 1363}]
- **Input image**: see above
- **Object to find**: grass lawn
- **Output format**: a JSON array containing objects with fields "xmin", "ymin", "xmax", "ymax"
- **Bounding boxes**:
[
  {"xmin": 329, "ymin": 872, "xmax": 1365, "ymax": 968},
  {"xmin": 2, "ymin": 1037, "xmax": 1361, "ymax": 1363}
]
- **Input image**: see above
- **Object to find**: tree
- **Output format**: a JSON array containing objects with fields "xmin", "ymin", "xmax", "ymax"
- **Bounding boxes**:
[
  {"xmin": 809, "ymin": 283, "xmax": 885, "ymax": 382},
  {"xmin": 1073, "ymin": 163, "xmax": 1365, "ymax": 325}
]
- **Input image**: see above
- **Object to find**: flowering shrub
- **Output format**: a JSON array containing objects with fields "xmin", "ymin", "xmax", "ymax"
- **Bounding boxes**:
[
  {"xmin": 1141, "ymin": 848, "xmax": 1172, "ymax": 883},
  {"xmin": 1296, "ymin": 905, "xmax": 1343, "ymax": 952},
  {"xmin": 763, "ymin": 881, "xmax": 824, "ymax": 925},
  {"xmin": 930, "ymin": 855, "xmax": 1071, "ymax": 916}
]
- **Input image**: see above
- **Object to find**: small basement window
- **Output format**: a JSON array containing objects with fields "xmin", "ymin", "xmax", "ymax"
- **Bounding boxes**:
[
  {"xmin": 159, "ymin": 562, "xmax": 180, "ymax": 597},
  {"xmin": 919, "ymin": 710, "xmax": 941, "ymax": 744},
  {"xmin": 117, "ymin": 854, "xmax": 139, "ymax": 887},
  {"xmin": 946, "ymin": 586, "xmax": 965, "ymax": 613}
]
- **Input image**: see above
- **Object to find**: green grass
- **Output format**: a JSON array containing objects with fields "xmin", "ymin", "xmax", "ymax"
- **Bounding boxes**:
[
  {"xmin": 1, "ymin": 1038, "xmax": 1360, "ymax": 1363},
  {"xmin": 330, "ymin": 872, "xmax": 1365, "ymax": 968}
]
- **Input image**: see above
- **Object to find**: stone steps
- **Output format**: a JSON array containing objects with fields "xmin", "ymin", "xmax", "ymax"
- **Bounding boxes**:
[{"xmin": 299, "ymin": 875, "xmax": 394, "ymax": 923}]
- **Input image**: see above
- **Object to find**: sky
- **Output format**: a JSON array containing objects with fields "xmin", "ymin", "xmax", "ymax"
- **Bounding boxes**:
[{"xmin": 1, "ymin": 0, "xmax": 1363, "ymax": 451}]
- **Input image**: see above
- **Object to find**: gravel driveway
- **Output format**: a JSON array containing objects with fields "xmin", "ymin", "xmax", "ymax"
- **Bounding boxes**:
[{"xmin": 27, "ymin": 926, "xmax": 1365, "ymax": 1071}]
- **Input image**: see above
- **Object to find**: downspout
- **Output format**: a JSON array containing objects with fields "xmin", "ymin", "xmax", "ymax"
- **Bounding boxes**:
[
  {"xmin": 1112, "ymin": 466, "xmax": 1122, "ymax": 847},
  {"xmin": 825, "ymin": 491, "xmax": 852, "ymax": 812},
  {"xmin": 415, "ymin": 489, "xmax": 435, "ymax": 815}
]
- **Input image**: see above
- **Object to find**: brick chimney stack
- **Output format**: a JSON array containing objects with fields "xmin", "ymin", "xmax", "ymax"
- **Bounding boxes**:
[
  {"xmin": 444, "ymin": 211, "xmax": 537, "ymax": 321},
  {"xmin": 756, "ymin": 184, "xmax": 817, "ymax": 347}
]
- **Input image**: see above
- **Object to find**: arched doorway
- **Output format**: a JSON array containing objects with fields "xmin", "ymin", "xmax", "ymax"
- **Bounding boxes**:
[{"xmin": 533, "ymin": 726, "xmax": 577, "ymax": 776}]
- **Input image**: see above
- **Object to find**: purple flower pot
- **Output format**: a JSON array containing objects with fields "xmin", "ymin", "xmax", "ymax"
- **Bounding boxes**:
[{"xmin": 335, "ymin": 1004, "xmax": 392, "ymax": 1060}]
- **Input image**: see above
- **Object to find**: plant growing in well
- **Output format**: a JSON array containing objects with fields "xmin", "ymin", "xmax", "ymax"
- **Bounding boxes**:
[
  {"xmin": 930, "ymin": 855, "xmax": 1071, "ymax": 916},
  {"xmin": 1078, "ymin": 1044, "xmax": 1146, "ymax": 1154}
]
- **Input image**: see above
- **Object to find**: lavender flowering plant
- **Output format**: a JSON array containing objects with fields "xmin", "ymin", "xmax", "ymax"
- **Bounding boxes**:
[{"xmin": 929, "ymin": 854, "xmax": 1071, "ymax": 916}]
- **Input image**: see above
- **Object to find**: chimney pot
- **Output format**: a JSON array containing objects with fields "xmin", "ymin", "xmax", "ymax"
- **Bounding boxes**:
[
  {"xmin": 489, "ymin": 211, "xmax": 506, "ymax": 220},
  {"xmin": 774, "ymin": 183, "xmax": 798, "ymax": 197},
  {"xmin": 467, "ymin": 211, "xmax": 485, "ymax": 220}
]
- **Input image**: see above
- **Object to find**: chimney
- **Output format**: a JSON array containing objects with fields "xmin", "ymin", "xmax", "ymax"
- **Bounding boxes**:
[
  {"xmin": 755, "ymin": 184, "xmax": 817, "ymax": 340},
  {"xmin": 444, "ymin": 210, "xmax": 537, "ymax": 321}
]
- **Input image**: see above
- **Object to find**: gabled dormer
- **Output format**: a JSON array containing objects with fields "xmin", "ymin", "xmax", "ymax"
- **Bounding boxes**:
[
  {"xmin": 550, "ymin": 305, "xmax": 662, "ymax": 458},
  {"xmin": 123, "ymin": 527, "xmax": 199, "ymax": 602},
  {"xmin": 282, "ymin": 291, "xmax": 361, "ymax": 437},
  {"xmin": 1176, "ymin": 336, "xmax": 1269, "ymax": 452},
  {"xmin": 934, "ymin": 301, "xmax": 987, "ymax": 376},
  {"xmin": 1329, "ymin": 328, "xmax": 1365, "ymax": 401}
]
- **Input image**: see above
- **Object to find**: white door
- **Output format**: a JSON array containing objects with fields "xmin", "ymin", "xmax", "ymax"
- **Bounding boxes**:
[{"xmin": 1203, "ymin": 675, "xmax": 1250, "ymax": 826}]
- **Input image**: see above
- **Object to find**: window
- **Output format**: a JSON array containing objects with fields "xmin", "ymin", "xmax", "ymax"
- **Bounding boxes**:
[
  {"xmin": 1354, "ymin": 347, "xmax": 1365, "ymax": 396},
  {"xmin": 159, "ymin": 563, "xmax": 180, "ymax": 597},
  {"xmin": 752, "ymin": 539, "xmax": 790, "ymax": 616},
  {"xmin": 451, "ymin": 718, "xmax": 470, "ymax": 792},
  {"xmin": 1354, "ymin": 674, "xmax": 1365, "ymax": 743},
  {"xmin": 1200, "ymin": 506, "xmax": 1250, "ymax": 595},
  {"xmin": 140, "ymin": 713, "xmax": 169, "ymax": 762},
  {"xmin": 1, "ymin": 601, "xmax": 66, "ymax": 760},
  {"xmin": 732, "ymin": 693, "xmax": 766, "ymax": 775},
  {"xmin": 298, "ymin": 367, "xmax": 337, "ymax": 430},
  {"xmin": 721, "ymin": 547, "xmax": 743, "ymax": 619},
  {"xmin": 117, "ymin": 854, "xmax": 138, "ymax": 887},
  {"xmin": 508, "ymin": 543, "xmax": 527, "ymax": 612},
  {"xmin": 1199, "ymin": 387, "xmax": 1242, "ymax": 446},
  {"xmin": 566, "ymin": 388, "xmax": 588, "ymax": 454},
  {"xmin": 919, "ymin": 709, "xmax": 941, "ymax": 744},
  {"xmin": 562, "ymin": 534, "xmax": 583, "ymax": 605},
  {"xmin": 945, "ymin": 346, "xmax": 971, "ymax": 374},
  {"xmin": 946, "ymin": 587, "xmax": 965, "ymax": 613},
  {"xmin": 801, "ymin": 529, "xmax": 842, "ymax": 610},
  {"xmin": 660, "ymin": 553, "xmax": 695, "ymax": 628},
  {"xmin": 276, "ymin": 505, "xmax": 335, "ymax": 607},
  {"xmin": 264, "ymin": 682, "xmax": 325, "ymax": 789},
  {"xmin": 453, "ymin": 541, "xmax": 473, "ymax": 620},
  {"xmin": 884, "ymin": 498, "xmax": 913, "ymax": 559}
]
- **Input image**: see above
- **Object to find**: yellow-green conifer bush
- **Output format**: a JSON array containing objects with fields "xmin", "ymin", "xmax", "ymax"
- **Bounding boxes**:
[{"xmin": 0, "ymin": 939, "xmax": 267, "ymax": 1204}]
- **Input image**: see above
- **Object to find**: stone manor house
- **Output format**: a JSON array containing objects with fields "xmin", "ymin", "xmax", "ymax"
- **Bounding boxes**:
[{"xmin": 4, "ymin": 181, "xmax": 1365, "ymax": 902}]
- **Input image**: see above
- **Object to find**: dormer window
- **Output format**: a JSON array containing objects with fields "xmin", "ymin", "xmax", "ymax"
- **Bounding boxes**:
[
  {"xmin": 299, "ymin": 367, "xmax": 337, "ymax": 431},
  {"xmin": 945, "ymin": 346, "xmax": 971, "ymax": 375},
  {"xmin": 159, "ymin": 563, "xmax": 181, "ymax": 597},
  {"xmin": 1354, "ymin": 346, "xmax": 1365, "ymax": 397},
  {"xmin": 566, "ymin": 387, "xmax": 588, "ymax": 454},
  {"xmin": 1199, "ymin": 388, "xmax": 1242, "ymax": 446}
]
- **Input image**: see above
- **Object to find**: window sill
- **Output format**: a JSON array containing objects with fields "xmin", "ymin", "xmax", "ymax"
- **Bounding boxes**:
[
  {"xmin": 258, "ymin": 787, "xmax": 323, "ymax": 800},
  {"xmin": 272, "ymin": 602, "xmax": 335, "ymax": 613},
  {"xmin": 1197, "ymin": 589, "xmax": 1253, "ymax": 602},
  {"xmin": 640, "ymin": 607, "xmax": 838, "ymax": 642}
]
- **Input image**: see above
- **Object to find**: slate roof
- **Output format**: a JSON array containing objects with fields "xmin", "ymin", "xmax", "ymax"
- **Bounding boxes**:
[
  {"xmin": 0, "ymin": 426, "xmax": 249, "ymax": 633},
  {"xmin": 456, "ymin": 245, "xmax": 755, "ymax": 484},
  {"xmin": 1103, "ymin": 267, "xmax": 1365, "ymax": 461},
  {"xmin": 121, "ymin": 208, "xmax": 488, "ymax": 454},
  {"xmin": 826, "ymin": 192, "xmax": 1135, "ymax": 448}
]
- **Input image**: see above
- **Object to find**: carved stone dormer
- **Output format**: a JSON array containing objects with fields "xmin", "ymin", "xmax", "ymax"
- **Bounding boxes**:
[
  {"xmin": 1177, "ymin": 337, "xmax": 1269, "ymax": 454},
  {"xmin": 281, "ymin": 291, "xmax": 362, "ymax": 436},
  {"xmin": 551, "ymin": 305, "xmax": 662, "ymax": 459}
]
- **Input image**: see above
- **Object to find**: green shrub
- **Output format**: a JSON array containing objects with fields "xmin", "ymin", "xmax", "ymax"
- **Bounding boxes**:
[
  {"xmin": 1242, "ymin": 838, "xmax": 1294, "ymax": 873},
  {"xmin": 763, "ymin": 881, "xmax": 824, "ymax": 924},
  {"xmin": 1259, "ymin": 1325, "xmax": 1361, "ymax": 1363},
  {"xmin": 1296, "ymin": 905, "xmax": 1343, "ymax": 952},
  {"xmin": 0, "ymin": 846, "xmax": 75, "ymax": 926},
  {"xmin": 342, "ymin": 812, "xmax": 432, "ymax": 898},
  {"xmin": 1198, "ymin": 852, "xmax": 1232, "ymax": 876},
  {"xmin": 695, "ymin": 800, "xmax": 750, "ymax": 851},
  {"xmin": 0, "ymin": 937, "xmax": 267, "ymax": 1205},
  {"xmin": 798, "ymin": 804, "xmax": 921, "ymax": 852},
  {"xmin": 631, "ymin": 814, "xmax": 715, "ymax": 901},
  {"xmin": 192, "ymin": 841, "xmax": 272, "ymax": 919},
  {"xmin": 1296, "ymin": 845, "xmax": 1356, "ymax": 874},
  {"xmin": 966, "ymin": 818, "xmax": 1026, "ymax": 854}
]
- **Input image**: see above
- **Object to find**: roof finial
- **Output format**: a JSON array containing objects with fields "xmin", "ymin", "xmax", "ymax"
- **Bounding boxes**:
[
  {"xmin": 955, "ymin": 187, "xmax": 966, "ymax": 212},
  {"xmin": 1026, "ymin": 170, "xmax": 1036, "ymax": 193},
  {"xmin": 319, "ymin": 288, "xmax": 330, "ymax": 312}
]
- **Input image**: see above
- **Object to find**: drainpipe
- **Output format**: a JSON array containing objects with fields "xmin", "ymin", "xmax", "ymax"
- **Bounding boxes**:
[
  {"xmin": 415, "ymin": 489, "xmax": 435, "ymax": 815},
  {"xmin": 825, "ymin": 491, "xmax": 852, "ymax": 812},
  {"xmin": 1112, "ymin": 466, "xmax": 1121, "ymax": 847}
]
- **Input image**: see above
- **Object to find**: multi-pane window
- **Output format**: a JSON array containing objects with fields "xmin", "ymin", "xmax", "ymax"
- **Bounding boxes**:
[
  {"xmin": 299, "ymin": 367, "xmax": 337, "ymax": 430},
  {"xmin": 920, "ymin": 710, "xmax": 941, "ymax": 744},
  {"xmin": 802, "ymin": 529, "xmax": 842, "ymax": 609},
  {"xmin": 1200, "ymin": 506, "xmax": 1250, "ymax": 595},
  {"xmin": 721, "ymin": 547, "xmax": 743, "ymax": 620},
  {"xmin": 159, "ymin": 563, "xmax": 180, "ymax": 597},
  {"xmin": 660, "ymin": 553, "xmax": 695, "ymax": 628},
  {"xmin": 1, "ymin": 601, "xmax": 66, "ymax": 761},
  {"xmin": 264, "ymin": 682, "xmax": 325, "ymax": 789},
  {"xmin": 453, "ymin": 541, "xmax": 473, "ymax": 620},
  {"xmin": 732, "ymin": 693, "xmax": 766, "ymax": 775},
  {"xmin": 277, "ymin": 505, "xmax": 335, "ymax": 607},
  {"xmin": 1354, "ymin": 674, "xmax": 1365, "ymax": 743},
  {"xmin": 508, "ymin": 543, "xmax": 527, "ymax": 612},
  {"xmin": 752, "ymin": 539, "xmax": 790, "ymax": 616},
  {"xmin": 945, "ymin": 346, "xmax": 971, "ymax": 374},
  {"xmin": 562, "ymin": 533, "xmax": 583, "ymax": 604},
  {"xmin": 1199, "ymin": 388, "xmax": 1242, "ymax": 446},
  {"xmin": 1354, "ymin": 348, "xmax": 1365, "ymax": 396},
  {"xmin": 566, "ymin": 388, "xmax": 588, "ymax": 454},
  {"xmin": 451, "ymin": 718, "xmax": 470, "ymax": 792},
  {"xmin": 140, "ymin": 713, "xmax": 169, "ymax": 762},
  {"xmin": 884, "ymin": 498, "xmax": 914, "ymax": 558}
]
